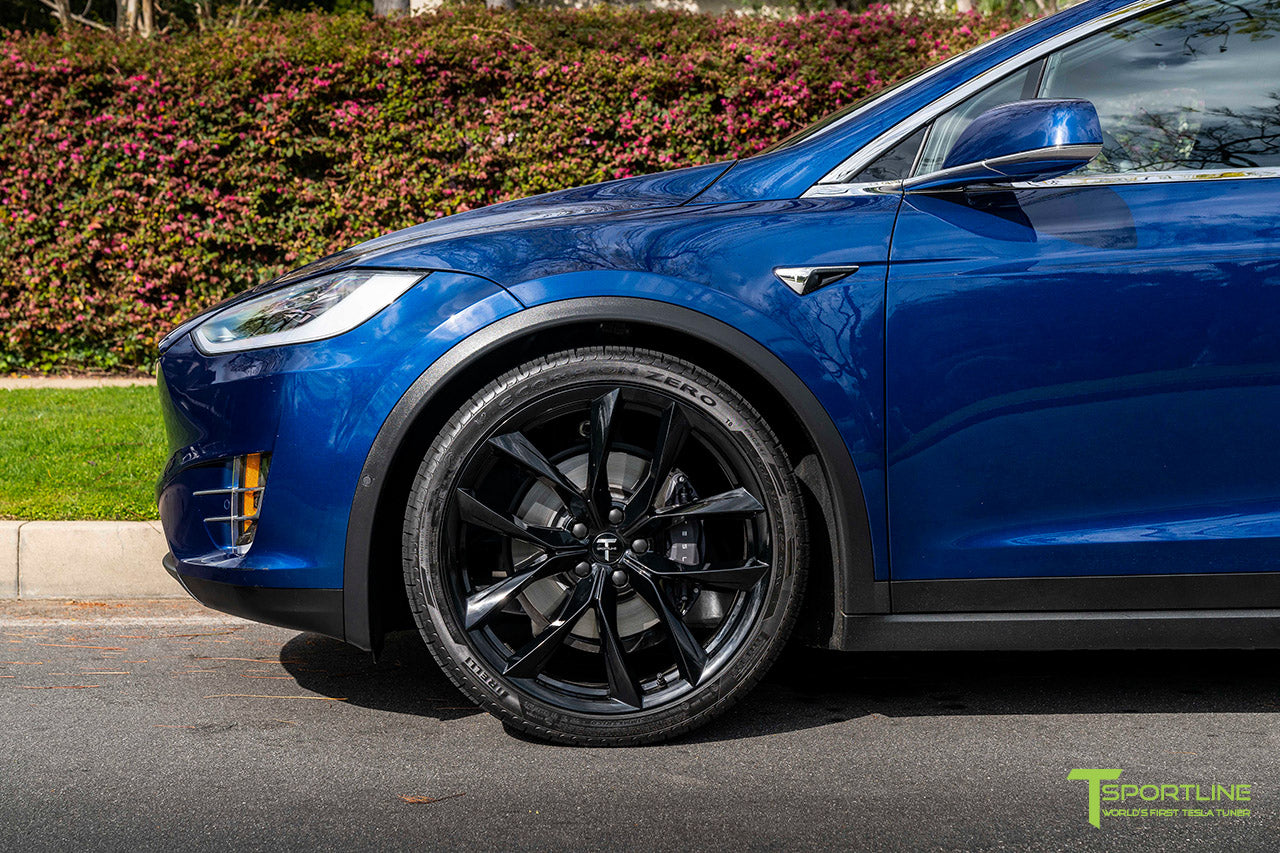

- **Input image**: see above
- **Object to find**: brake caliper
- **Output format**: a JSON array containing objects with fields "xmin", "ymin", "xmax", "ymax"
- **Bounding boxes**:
[{"xmin": 663, "ymin": 474, "xmax": 704, "ymax": 567}]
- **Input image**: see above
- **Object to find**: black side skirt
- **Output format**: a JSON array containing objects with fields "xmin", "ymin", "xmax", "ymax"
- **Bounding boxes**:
[
  {"xmin": 893, "ymin": 572, "xmax": 1280, "ymax": 613},
  {"xmin": 837, "ymin": 609, "xmax": 1280, "ymax": 651}
]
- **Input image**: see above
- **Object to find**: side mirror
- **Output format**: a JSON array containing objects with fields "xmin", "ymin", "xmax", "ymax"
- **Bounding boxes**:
[{"xmin": 904, "ymin": 99, "xmax": 1102, "ymax": 191}]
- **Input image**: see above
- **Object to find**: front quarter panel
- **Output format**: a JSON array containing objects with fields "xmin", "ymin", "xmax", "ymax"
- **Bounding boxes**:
[{"xmin": 157, "ymin": 272, "xmax": 523, "ymax": 589}]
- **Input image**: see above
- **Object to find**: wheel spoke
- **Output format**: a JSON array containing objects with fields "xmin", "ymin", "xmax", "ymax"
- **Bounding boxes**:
[
  {"xmin": 629, "ymin": 553, "xmax": 770, "ymax": 591},
  {"xmin": 447, "ymin": 375, "xmax": 782, "ymax": 714},
  {"xmin": 623, "ymin": 402, "xmax": 690, "ymax": 527},
  {"xmin": 596, "ymin": 581, "xmax": 642, "ymax": 708},
  {"xmin": 587, "ymin": 389, "xmax": 620, "ymax": 518},
  {"xmin": 627, "ymin": 563, "xmax": 707, "ymax": 686},
  {"xmin": 456, "ymin": 489, "xmax": 578, "ymax": 551},
  {"xmin": 503, "ymin": 574, "xmax": 596, "ymax": 679},
  {"xmin": 640, "ymin": 487, "xmax": 764, "ymax": 532},
  {"xmin": 488, "ymin": 431, "xmax": 588, "ymax": 517},
  {"xmin": 464, "ymin": 553, "xmax": 578, "ymax": 630}
]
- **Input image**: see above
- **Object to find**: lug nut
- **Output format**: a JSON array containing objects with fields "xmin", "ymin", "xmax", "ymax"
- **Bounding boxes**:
[
  {"xmin": 608, "ymin": 507, "xmax": 623, "ymax": 525},
  {"xmin": 611, "ymin": 569, "xmax": 628, "ymax": 587},
  {"xmin": 571, "ymin": 522, "xmax": 589, "ymax": 539},
  {"xmin": 574, "ymin": 561, "xmax": 591, "ymax": 577},
  {"xmin": 631, "ymin": 538, "xmax": 648, "ymax": 555}
]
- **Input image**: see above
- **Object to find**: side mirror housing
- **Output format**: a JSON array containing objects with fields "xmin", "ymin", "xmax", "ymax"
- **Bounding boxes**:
[{"xmin": 904, "ymin": 99, "xmax": 1103, "ymax": 191}]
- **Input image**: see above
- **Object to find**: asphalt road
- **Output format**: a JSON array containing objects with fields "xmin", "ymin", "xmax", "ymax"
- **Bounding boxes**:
[{"xmin": 2, "ymin": 600, "xmax": 1278, "ymax": 852}]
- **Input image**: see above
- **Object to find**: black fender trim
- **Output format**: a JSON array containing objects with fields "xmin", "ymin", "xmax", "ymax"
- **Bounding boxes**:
[
  {"xmin": 341, "ymin": 297, "xmax": 879, "ymax": 652},
  {"xmin": 164, "ymin": 553, "xmax": 345, "ymax": 640}
]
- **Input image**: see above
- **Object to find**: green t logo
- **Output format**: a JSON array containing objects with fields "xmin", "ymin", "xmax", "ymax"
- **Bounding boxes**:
[{"xmin": 1068, "ymin": 768, "xmax": 1124, "ymax": 828}]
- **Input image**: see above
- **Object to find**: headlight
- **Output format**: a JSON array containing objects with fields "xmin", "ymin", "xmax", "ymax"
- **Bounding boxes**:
[{"xmin": 192, "ymin": 270, "xmax": 425, "ymax": 355}]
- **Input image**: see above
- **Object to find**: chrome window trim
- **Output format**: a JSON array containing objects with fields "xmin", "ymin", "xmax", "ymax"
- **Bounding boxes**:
[
  {"xmin": 908, "ymin": 122, "xmax": 932, "ymax": 178},
  {"xmin": 805, "ymin": 182, "xmax": 902, "ymax": 198},
  {"xmin": 1004, "ymin": 166, "xmax": 1280, "ymax": 189},
  {"xmin": 808, "ymin": 165, "xmax": 1280, "ymax": 199},
  {"xmin": 803, "ymin": 0, "xmax": 1180, "ymax": 197}
]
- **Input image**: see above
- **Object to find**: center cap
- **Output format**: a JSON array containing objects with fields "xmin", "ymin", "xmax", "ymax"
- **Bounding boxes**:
[{"xmin": 590, "ymin": 533, "xmax": 624, "ymax": 565}]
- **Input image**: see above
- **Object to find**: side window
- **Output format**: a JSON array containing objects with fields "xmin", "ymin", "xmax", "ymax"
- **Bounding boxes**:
[
  {"xmin": 850, "ymin": 128, "xmax": 926, "ymax": 183},
  {"xmin": 914, "ymin": 65, "xmax": 1040, "ymax": 175},
  {"xmin": 1038, "ymin": 0, "xmax": 1280, "ymax": 174}
]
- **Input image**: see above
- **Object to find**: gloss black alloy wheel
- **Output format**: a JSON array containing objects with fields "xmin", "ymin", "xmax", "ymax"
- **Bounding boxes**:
[{"xmin": 403, "ymin": 347, "xmax": 807, "ymax": 745}]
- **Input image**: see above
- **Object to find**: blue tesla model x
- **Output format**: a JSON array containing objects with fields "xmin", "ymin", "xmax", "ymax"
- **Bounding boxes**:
[{"xmin": 157, "ymin": 0, "xmax": 1280, "ymax": 743}]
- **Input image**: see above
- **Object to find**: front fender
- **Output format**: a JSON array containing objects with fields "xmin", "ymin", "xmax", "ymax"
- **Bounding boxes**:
[
  {"xmin": 343, "ymin": 293, "xmax": 884, "ymax": 653},
  {"xmin": 511, "ymin": 269, "xmax": 888, "ymax": 576}
]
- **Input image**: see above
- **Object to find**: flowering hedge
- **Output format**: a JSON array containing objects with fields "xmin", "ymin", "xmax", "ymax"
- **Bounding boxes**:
[{"xmin": 0, "ymin": 5, "xmax": 1015, "ymax": 370}]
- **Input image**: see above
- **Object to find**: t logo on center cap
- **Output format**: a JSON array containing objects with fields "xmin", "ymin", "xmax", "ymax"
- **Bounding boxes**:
[{"xmin": 591, "ymin": 533, "xmax": 623, "ymax": 564}]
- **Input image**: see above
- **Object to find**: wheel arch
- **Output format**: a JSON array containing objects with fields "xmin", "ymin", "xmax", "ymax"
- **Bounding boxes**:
[{"xmin": 342, "ymin": 297, "xmax": 882, "ymax": 654}]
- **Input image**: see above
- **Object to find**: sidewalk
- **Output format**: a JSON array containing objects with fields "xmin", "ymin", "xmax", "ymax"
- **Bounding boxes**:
[{"xmin": 1, "ymin": 520, "xmax": 182, "ymax": 599}]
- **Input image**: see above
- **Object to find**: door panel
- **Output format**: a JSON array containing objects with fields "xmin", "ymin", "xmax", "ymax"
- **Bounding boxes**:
[{"xmin": 886, "ymin": 178, "xmax": 1280, "ymax": 580}]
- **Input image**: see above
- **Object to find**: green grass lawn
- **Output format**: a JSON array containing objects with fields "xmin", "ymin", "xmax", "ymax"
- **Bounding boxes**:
[{"xmin": 0, "ymin": 387, "xmax": 166, "ymax": 520}]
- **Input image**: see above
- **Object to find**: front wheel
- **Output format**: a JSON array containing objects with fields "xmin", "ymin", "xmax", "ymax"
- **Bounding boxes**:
[{"xmin": 402, "ymin": 347, "xmax": 807, "ymax": 745}]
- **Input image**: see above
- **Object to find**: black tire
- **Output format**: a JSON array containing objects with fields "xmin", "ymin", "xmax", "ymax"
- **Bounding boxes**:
[{"xmin": 402, "ymin": 347, "xmax": 807, "ymax": 745}]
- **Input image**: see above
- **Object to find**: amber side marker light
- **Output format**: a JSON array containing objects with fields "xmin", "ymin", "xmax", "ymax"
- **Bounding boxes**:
[{"xmin": 241, "ymin": 453, "xmax": 263, "ymax": 535}]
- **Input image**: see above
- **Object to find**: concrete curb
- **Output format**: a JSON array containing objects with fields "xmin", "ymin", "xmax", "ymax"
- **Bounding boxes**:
[
  {"xmin": 0, "ymin": 376, "xmax": 156, "ymax": 389},
  {"xmin": 0, "ymin": 520, "xmax": 183, "ymax": 599}
]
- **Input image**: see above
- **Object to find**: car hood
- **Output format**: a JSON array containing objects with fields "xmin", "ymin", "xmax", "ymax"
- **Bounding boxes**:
[
  {"xmin": 269, "ymin": 160, "xmax": 734, "ymax": 286},
  {"xmin": 158, "ymin": 160, "xmax": 734, "ymax": 352}
]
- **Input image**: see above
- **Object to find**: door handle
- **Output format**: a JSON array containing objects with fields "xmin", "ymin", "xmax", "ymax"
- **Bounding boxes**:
[{"xmin": 773, "ymin": 265, "xmax": 860, "ymax": 296}]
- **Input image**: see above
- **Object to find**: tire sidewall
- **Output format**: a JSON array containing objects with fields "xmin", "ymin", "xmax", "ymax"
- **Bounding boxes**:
[{"xmin": 403, "ymin": 348, "xmax": 806, "ymax": 743}]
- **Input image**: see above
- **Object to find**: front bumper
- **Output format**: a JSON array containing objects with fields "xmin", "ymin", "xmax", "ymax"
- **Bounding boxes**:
[
  {"xmin": 155, "ymin": 271, "xmax": 524, "ymax": 638},
  {"xmin": 164, "ymin": 553, "xmax": 344, "ymax": 638}
]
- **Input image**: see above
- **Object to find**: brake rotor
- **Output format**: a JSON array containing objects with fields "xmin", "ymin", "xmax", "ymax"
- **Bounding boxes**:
[{"xmin": 512, "ymin": 451, "xmax": 659, "ymax": 649}]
